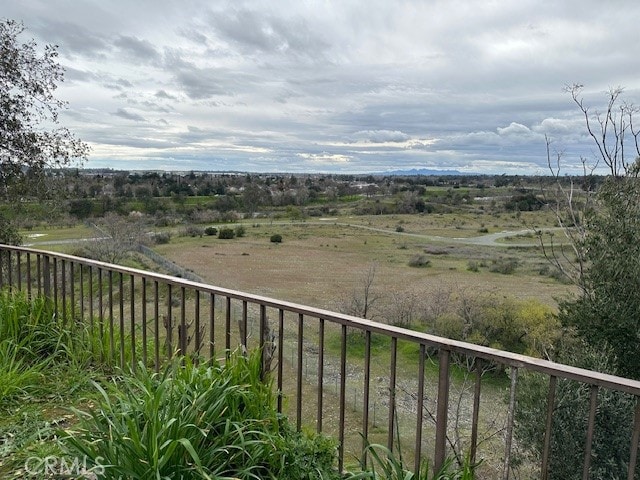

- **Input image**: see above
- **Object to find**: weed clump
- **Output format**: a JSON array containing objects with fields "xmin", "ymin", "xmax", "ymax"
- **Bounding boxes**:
[{"xmin": 408, "ymin": 254, "xmax": 431, "ymax": 268}]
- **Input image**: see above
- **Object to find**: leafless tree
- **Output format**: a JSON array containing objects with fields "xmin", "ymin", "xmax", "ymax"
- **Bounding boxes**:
[
  {"xmin": 539, "ymin": 85, "xmax": 640, "ymax": 288},
  {"xmin": 84, "ymin": 213, "xmax": 151, "ymax": 264},
  {"xmin": 337, "ymin": 263, "xmax": 381, "ymax": 320},
  {"xmin": 384, "ymin": 288, "xmax": 421, "ymax": 327},
  {"xmin": 567, "ymin": 84, "xmax": 640, "ymax": 177}
]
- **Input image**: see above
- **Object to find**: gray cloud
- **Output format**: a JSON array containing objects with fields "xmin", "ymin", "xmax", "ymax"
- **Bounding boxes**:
[
  {"xmin": 207, "ymin": 7, "xmax": 329, "ymax": 59},
  {"xmin": 155, "ymin": 90, "xmax": 178, "ymax": 100},
  {"xmin": 114, "ymin": 35, "xmax": 161, "ymax": 64},
  {"xmin": 113, "ymin": 108, "xmax": 146, "ymax": 122}
]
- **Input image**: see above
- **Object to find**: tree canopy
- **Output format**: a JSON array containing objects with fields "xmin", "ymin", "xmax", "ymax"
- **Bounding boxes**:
[{"xmin": 0, "ymin": 19, "xmax": 88, "ymax": 201}]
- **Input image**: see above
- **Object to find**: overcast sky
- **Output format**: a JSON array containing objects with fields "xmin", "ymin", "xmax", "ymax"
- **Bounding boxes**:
[{"xmin": 5, "ymin": 0, "xmax": 640, "ymax": 174}]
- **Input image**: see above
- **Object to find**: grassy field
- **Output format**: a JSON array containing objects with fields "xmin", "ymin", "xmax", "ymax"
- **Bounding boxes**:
[{"xmin": 151, "ymin": 212, "xmax": 574, "ymax": 311}]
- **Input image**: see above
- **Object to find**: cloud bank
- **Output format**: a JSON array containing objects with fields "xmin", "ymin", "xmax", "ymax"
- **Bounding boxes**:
[{"xmin": 5, "ymin": 0, "xmax": 640, "ymax": 174}]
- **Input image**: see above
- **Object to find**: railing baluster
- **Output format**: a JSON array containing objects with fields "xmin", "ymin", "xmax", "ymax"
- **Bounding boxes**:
[
  {"xmin": 130, "ymin": 275, "xmax": 136, "ymax": 371},
  {"xmin": 414, "ymin": 343, "xmax": 426, "ymax": 475},
  {"xmin": 16, "ymin": 251, "xmax": 21, "ymax": 291},
  {"xmin": 141, "ymin": 277, "xmax": 147, "ymax": 367},
  {"xmin": 61, "ymin": 259, "xmax": 66, "ymax": 324},
  {"xmin": 362, "ymin": 330, "xmax": 372, "ymax": 467},
  {"xmin": 225, "ymin": 296, "xmax": 231, "ymax": 354},
  {"xmin": 296, "ymin": 313, "xmax": 304, "ymax": 431},
  {"xmin": 42, "ymin": 255, "xmax": 49, "ymax": 297},
  {"xmin": 277, "ymin": 308, "xmax": 284, "ymax": 414},
  {"xmin": 317, "ymin": 317, "xmax": 325, "ymax": 433},
  {"xmin": 338, "ymin": 323, "xmax": 348, "ymax": 474},
  {"xmin": 583, "ymin": 385, "xmax": 599, "ymax": 480},
  {"xmin": 471, "ymin": 358, "xmax": 484, "ymax": 465},
  {"xmin": 209, "ymin": 293, "xmax": 215, "ymax": 360},
  {"xmin": 434, "ymin": 348, "xmax": 451, "ymax": 473},
  {"xmin": 179, "ymin": 286, "xmax": 186, "ymax": 356},
  {"xmin": 541, "ymin": 375, "xmax": 557, "ymax": 480},
  {"xmin": 628, "ymin": 397, "xmax": 640, "ymax": 480},
  {"xmin": 7, "ymin": 250, "xmax": 12, "ymax": 288},
  {"xmin": 36, "ymin": 254, "xmax": 42, "ymax": 295},
  {"xmin": 387, "ymin": 336, "xmax": 398, "ymax": 452},
  {"xmin": 79, "ymin": 264, "xmax": 84, "ymax": 324},
  {"xmin": 88, "ymin": 266, "xmax": 94, "ymax": 348},
  {"xmin": 26, "ymin": 252, "xmax": 31, "ymax": 298},
  {"xmin": 503, "ymin": 366, "xmax": 519, "ymax": 480},
  {"xmin": 195, "ymin": 290, "xmax": 201, "ymax": 360},
  {"xmin": 98, "ymin": 268, "xmax": 104, "ymax": 363},
  {"xmin": 241, "ymin": 300, "xmax": 248, "ymax": 352},
  {"xmin": 108, "ymin": 270, "xmax": 114, "ymax": 363},
  {"xmin": 166, "ymin": 284, "xmax": 173, "ymax": 359},
  {"xmin": 70, "ymin": 261, "xmax": 75, "ymax": 323},
  {"xmin": 154, "ymin": 280, "xmax": 160, "ymax": 371},
  {"xmin": 119, "ymin": 273, "xmax": 125, "ymax": 369},
  {"xmin": 259, "ymin": 304, "xmax": 266, "ymax": 379},
  {"xmin": 53, "ymin": 257, "xmax": 58, "ymax": 314}
]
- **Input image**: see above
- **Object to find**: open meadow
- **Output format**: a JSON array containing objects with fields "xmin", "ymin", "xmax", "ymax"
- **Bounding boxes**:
[{"xmin": 152, "ymin": 210, "xmax": 574, "ymax": 312}]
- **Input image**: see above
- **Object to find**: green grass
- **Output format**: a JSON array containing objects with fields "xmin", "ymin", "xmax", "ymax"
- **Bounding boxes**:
[
  {"xmin": 20, "ymin": 224, "xmax": 94, "ymax": 243},
  {"xmin": 63, "ymin": 350, "xmax": 342, "ymax": 480}
]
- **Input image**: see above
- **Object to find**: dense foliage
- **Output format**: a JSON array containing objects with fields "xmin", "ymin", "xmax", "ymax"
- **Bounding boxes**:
[
  {"xmin": 63, "ymin": 351, "xmax": 341, "ymax": 480},
  {"xmin": 515, "ymin": 341, "xmax": 637, "ymax": 479},
  {"xmin": 559, "ymin": 175, "xmax": 640, "ymax": 379},
  {"xmin": 1, "ymin": 19, "xmax": 88, "ymax": 243},
  {"xmin": 0, "ymin": 20, "xmax": 88, "ymax": 196}
]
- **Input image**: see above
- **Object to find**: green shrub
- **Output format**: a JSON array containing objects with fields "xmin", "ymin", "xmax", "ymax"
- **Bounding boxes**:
[
  {"xmin": 270, "ymin": 234, "xmax": 283, "ymax": 243},
  {"xmin": 467, "ymin": 260, "xmax": 480, "ymax": 272},
  {"xmin": 153, "ymin": 231, "xmax": 171, "ymax": 244},
  {"xmin": 408, "ymin": 254, "xmax": 430, "ymax": 268},
  {"xmin": 235, "ymin": 225, "xmax": 246, "ymax": 237},
  {"xmin": 62, "ymin": 351, "xmax": 340, "ymax": 480},
  {"xmin": 516, "ymin": 342, "xmax": 637, "ymax": 480},
  {"xmin": 395, "ymin": 225, "xmax": 404, "ymax": 232},
  {"xmin": 204, "ymin": 226, "xmax": 218, "ymax": 236},
  {"xmin": 489, "ymin": 257, "xmax": 518, "ymax": 275},
  {"xmin": 182, "ymin": 225, "xmax": 204, "ymax": 237},
  {"xmin": 218, "ymin": 227, "xmax": 235, "ymax": 239}
]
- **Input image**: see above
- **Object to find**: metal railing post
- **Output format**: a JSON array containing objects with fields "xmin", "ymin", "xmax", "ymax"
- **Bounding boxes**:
[
  {"xmin": 434, "ymin": 348, "xmax": 451, "ymax": 473},
  {"xmin": 43, "ymin": 255, "xmax": 51, "ymax": 297}
]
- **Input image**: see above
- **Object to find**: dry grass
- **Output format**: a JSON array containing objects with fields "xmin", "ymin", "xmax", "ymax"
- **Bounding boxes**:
[{"xmin": 154, "ymin": 219, "xmax": 574, "ymax": 311}]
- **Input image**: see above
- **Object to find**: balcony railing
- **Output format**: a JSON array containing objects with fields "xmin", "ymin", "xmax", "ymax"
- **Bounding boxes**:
[{"xmin": 1, "ymin": 244, "xmax": 640, "ymax": 479}]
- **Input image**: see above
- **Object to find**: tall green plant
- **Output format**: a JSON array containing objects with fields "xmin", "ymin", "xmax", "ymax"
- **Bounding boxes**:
[
  {"xmin": 62, "ymin": 350, "xmax": 340, "ymax": 479},
  {"xmin": 348, "ymin": 443, "xmax": 475, "ymax": 480},
  {"xmin": 0, "ymin": 341, "xmax": 47, "ymax": 401}
]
